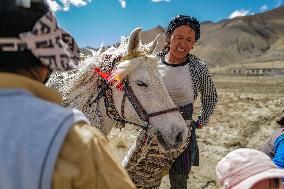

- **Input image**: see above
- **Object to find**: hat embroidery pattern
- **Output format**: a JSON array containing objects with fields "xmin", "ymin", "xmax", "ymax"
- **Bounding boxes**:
[{"xmin": 0, "ymin": 11, "xmax": 80, "ymax": 71}]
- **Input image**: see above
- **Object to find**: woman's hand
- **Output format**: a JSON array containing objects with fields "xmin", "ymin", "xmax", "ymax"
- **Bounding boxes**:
[{"xmin": 193, "ymin": 120, "xmax": 203, "ymax": 129}]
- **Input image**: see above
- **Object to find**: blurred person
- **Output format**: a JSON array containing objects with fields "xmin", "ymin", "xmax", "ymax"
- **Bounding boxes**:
[
  {"xmin": 216, "ymin": 148, "xmax": 284, "ymax": 189},
  {"xmin": 260, "ymin": 112, "xmax": 284, "ymax": 185},
  {"xmin": 0, "ymin": 0, "xmax": 135, "ymax": 189},
  {"xmin": 157, "ymin": 15, "xmax": 218, "ymax": 188}
]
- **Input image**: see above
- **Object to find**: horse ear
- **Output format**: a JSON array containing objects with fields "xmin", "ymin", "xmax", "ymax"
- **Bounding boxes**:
[
  {"xmin": 120, "ymin": 36, "xmax": 127, "ymax": 47},
  {"xmin": 127, "ymin": 27, "xmax": 142, "ymax": 53},
  {"xmin": 147, "ymin": 34, "xmax": 160, "ymax": 54}
]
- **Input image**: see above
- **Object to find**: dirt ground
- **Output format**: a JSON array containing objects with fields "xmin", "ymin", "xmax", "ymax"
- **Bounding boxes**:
[{"xmin": 109, "ymin": 75, "xmax": 284, "ymax": 189}]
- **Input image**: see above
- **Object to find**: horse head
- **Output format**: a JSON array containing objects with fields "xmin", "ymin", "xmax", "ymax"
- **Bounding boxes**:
[{"xmin": 101, "ymin": 28, "xmax": 188, "ymax": 150}]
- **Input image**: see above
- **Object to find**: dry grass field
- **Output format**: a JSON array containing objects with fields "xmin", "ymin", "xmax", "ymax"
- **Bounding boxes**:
[{"xmin": 108, "ymin": 74, "xmax": 284, "ymax": 189}]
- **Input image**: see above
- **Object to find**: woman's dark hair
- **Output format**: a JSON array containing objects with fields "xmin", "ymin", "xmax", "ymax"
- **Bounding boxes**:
[
  {"xmin": 0, "ymin": 0, "xmax": 49, "ymax": 76},
  {"xmin": 162, "ymin": 15, "xmax": 200, "ymax": 53}
]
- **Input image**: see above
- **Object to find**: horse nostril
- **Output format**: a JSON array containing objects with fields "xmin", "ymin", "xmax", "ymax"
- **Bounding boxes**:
[
  {"xmin": 156, "ymin": 130, "xmax": 171, "ymax": 151},
  {"xmin": 174, "ymin": 131, "xmax": 183, "ymax": 148}
]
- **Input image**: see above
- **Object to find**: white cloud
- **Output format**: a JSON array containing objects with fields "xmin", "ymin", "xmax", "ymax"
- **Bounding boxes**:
[
  {"xmin": 118, "ymin": 0, "xmax": 126, "ymax": 8},
  {"xmin": 48, "ymin": 0, "xmax": 91, "ymax": 11},
  {"xmin": 151, "ymin": 0, "xmax": 170, "ymax": 2},
  {"xmin": 47, "ymin": 0, "xmax": 61, "ymax": 11},
  {"xmin": 229, "ymin": 9, "xmax": 250, "ymax": 19},
  {"xmin": 260, "ymin": 4, "xmax": 268, "ymax": 12},
  {"xmin": 49, "ymin": 0, "xmax": 171, "ymax": 11},
  {"xmin": 117, "ymin": 0, "xmax": 169, "ymax": 9}
]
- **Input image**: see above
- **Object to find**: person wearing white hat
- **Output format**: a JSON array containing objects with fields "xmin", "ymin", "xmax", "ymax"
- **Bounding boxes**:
[
  {"xmin": 216, "ymin": 148, "xmax": 284, "ymax": 189},
  {"xmin": 0, "ymin": 0, "xmax": 135, "ymax": 189}
]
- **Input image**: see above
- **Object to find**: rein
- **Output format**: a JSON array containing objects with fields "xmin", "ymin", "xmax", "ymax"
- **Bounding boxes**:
[
  {"xmin": 122, "ymin": 80, "xmax": 179, "ymax": 128},
  {"xmin": 90, "ymin": 79, "xmax": 149, "ymax": 129},
  {"xmin": 92, "ymin": 77, "xmax": 179, "ymax": 130}
]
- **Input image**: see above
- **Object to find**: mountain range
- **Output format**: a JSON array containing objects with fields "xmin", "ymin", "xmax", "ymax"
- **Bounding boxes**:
[{"xmin": 83, "ymin": 6, "xmax": 284, "ymax": 69}]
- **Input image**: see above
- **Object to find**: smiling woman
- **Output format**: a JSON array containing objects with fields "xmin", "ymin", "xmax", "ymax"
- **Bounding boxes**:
[{"xmin": 157, "ymin": 15, "xmax": 218, "ymax": 189}]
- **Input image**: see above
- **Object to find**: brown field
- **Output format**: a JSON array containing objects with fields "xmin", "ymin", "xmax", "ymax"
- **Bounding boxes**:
[{"xmin": 109, "ymin": 75, "xmax": 284, "ymax": 189}]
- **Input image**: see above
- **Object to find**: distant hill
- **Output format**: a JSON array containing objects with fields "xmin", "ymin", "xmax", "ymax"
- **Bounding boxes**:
[
  {"xmin": 82, "ymin": 6, "xmax": 284, "ymax": 68},
  {"xmin": 192, "ymin": 5, "xmax": 284, "ymax": 67}
]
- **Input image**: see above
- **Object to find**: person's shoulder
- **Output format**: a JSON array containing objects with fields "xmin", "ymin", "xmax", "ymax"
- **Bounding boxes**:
[
  {"xmin": 74, "ymin": 122, "xmax": 107, "ymax": 141},
  {"xmin": 23, "ymin": 93, "xmax": 74, "ymax": 118},
  {"xmin": 45, "ymin": 101, "xmax": 88, "ymax": 122},
  {"xmin": 188, "ymin": 54, "xmax": 208, "ymax": 69},
  {"xmin": 63, "ymin": 122, "xmax": 108, "ymax": 153}
]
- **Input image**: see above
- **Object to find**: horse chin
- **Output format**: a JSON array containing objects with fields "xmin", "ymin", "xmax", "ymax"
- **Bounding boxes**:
[{"xmin": 156, "ymin": 130, "xmax": 181, "ymax": 151}]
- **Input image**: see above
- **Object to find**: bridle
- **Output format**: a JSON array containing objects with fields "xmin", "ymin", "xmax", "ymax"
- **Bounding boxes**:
[
  {"xmin": 91, "ymin": 76, "xmax": 179, "ymax": 130},
  {"xmin": 91, "ymin": 55, "xmax": 180, "ymax": 130}
]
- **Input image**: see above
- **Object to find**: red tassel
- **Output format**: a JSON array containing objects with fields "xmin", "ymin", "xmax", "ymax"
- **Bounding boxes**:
[{"xmin": 93, "ymin": 67, "xmax": 124, "ymax": 91}]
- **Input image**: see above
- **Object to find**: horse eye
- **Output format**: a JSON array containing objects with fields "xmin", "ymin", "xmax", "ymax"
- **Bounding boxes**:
[{"xmin": 135, "ymin": 80, "xmax": 148, "ymax": 87}]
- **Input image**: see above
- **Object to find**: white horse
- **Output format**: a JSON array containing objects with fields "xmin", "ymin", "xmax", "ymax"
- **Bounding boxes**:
[
  {"xmin": 47, "ymin": 28, "xmax": 188, "ymax": 151},
  {"xmin": 48, "ymin": 28, "xmax": 191, "ymax": 188}
]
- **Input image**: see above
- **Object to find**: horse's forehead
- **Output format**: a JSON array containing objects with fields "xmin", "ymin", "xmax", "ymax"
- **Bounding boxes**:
[{"xmin": 129, "ymin": 58, "xmax": 159, "ymax": 77}]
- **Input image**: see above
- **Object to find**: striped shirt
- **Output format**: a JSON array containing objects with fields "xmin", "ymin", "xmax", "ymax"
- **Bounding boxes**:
[
  {"xmin": 158, "ymin": 58, "xmax": 194, "ymax": 107},
  {"xmin": 157, "ymin": 52, "xmax": 218, "ymax": 126}
]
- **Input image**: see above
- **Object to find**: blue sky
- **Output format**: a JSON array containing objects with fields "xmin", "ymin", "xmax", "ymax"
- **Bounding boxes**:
[{"xmin": 50, "ymin": 0, "xmax": 283, "ymax": 48}]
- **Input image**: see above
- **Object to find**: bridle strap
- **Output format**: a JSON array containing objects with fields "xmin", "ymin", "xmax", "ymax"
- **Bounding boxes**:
[
  {"xmin": 93, "ymin": 64, "xmax": 181, "ymax": 130},
  {"xmin": 148, "ymin": 107, "xmax": 179, "ymax": 117},
  {"xmin": 120, "ymin": 91, "xmax": 150, "ymax": 130},
  {"xmin": 124, "ymin": 80, "xmax": 150, "ymax": 126},
  {"xmin": 88, "ymin": 82, "xmax": 108, "ymax": 105},
  {"xmin": 123, "ymin": 79, "xmax": 180, "ymax": 128},
  {"xmin": 121, "ymin": 92, "xmax": 126, "ymax": 119}
]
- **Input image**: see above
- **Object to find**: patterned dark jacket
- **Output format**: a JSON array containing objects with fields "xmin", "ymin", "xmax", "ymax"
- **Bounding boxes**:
[{"xmin": 157, "ymin": 52, "xmax": 218, "ymax": 126}]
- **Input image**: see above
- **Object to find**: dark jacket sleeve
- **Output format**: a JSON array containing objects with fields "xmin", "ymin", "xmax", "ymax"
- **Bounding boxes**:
[{"xmin": 196, "ymin": 62, "xmax": 218, "ymax": 126}]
